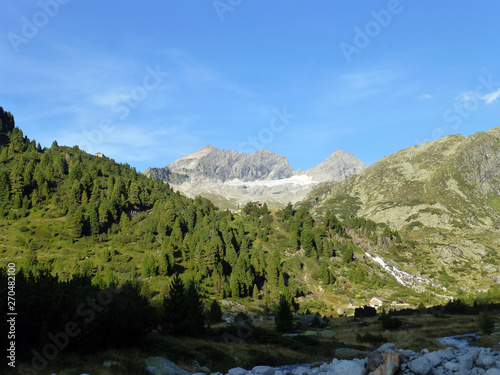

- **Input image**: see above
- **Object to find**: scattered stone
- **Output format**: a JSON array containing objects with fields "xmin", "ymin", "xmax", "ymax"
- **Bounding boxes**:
[{"xmin": 485, "ymin": 369, "xmax": 500, "ymax": 375}]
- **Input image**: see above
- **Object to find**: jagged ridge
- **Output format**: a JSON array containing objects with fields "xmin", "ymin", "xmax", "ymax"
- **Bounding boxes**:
[{"xmin": 143, "ymin": 146, "xmax": 367, "ymax": 208}]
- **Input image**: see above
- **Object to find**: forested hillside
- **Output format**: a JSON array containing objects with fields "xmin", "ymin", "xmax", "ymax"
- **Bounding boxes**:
[
  {"xmin": 0, "ymin": 106, "xmax": 419, "ymax": 306},
  {"xmin": 0, "ymin": 107, "xmax": 457, "ymax": 371}
]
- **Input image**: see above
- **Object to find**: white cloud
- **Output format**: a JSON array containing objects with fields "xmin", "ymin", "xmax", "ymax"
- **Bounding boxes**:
[
  {"xmin": 88, "ymin": 89, "xmax": 133, "ymax": 107},
  {"xmin": 419, "ymin": 94, "xmax": 432, "ymax": 100},
  {"xmin": 482, "ymin": 89, "xmax": 500, "ymax": 105},
  {"xmin": 455, "ymin": 88, "xmax": 500, "ymax": 107},
  {"xmin": 457, "ymin": 91, "xmax": 478, "ymax": 103}
]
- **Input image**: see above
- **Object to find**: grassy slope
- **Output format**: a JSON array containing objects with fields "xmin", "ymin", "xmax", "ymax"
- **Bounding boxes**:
[{"xmin": 301, "ymin": 128, "xmax": 500, "ymax": 291}]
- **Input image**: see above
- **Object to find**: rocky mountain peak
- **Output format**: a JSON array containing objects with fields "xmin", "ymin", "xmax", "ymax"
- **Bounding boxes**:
[
  {"xmin": 303, "ymin": 148, "xmax": 367, "ymax": 182},
  {"xmin": 143, "ymin": 145, "xmax": 366, "ymax": 208}
]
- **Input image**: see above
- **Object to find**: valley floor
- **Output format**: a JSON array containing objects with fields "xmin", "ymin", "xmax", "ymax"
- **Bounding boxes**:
[{"xmin": 8, "ymin": 313, "xmax": 499, "ymax": 375}]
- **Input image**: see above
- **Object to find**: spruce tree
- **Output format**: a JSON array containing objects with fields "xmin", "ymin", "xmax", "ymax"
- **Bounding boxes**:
[
  {"xmin": 68, "ymin": 206, "xmax": 84, "ymax": 238},
  {"xmin": 275, "ymin": 296, "xmax": 293, "ymax": 333},
  {"xmin": 208, "ymin": 299, "xmax": 223, "ymax": 323},
  {"xmin": 301, "ymin": 225, "xmax": 315, "ymax": 257},
  {"xmin": 161, "ymin": 274, "xmax": 187, "ymax": 335},
  {"xmin": 184, "ymin": 280, "xmax": 205, "ymax": 336},
  {"xmin": 230, "ymin": 270, "xmax": 240, "ymax": 298},
  {"xmin": 89, "ymin": 205, "xmax": 100, "ymax": 238},
  {"xmin": 142, "ymin": 254, "xmax": 157, "ymax": 277}
]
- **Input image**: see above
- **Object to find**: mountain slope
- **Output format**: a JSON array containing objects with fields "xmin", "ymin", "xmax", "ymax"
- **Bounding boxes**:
[
  {"xmin": 302, "ymin": 128, "xmax": 500, "ymax": 288},
  {"xmin": 144, "ymin": 146, "xmax": 366, "ymax": 208}
]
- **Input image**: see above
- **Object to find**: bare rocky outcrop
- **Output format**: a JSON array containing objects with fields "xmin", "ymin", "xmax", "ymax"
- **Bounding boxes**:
[{"xmin": 143, "ymin": 146, "xmax": 366, "ymax": 208}]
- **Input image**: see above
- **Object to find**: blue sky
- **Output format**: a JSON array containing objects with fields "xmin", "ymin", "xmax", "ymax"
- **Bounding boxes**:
[{"xmin": 1, "ymin": 1, "xmax": 500, "ymax": 172}]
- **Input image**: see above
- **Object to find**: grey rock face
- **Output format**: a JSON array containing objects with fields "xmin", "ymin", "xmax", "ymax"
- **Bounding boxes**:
[
  {"xmin": 302, "ymin": 148, "xmax": 366, "ymax": 183},
  {"xmin": 163, "ymin": 146, "xmax": 295, "ymax": 183},
  {"xmin": 143, "ymin": 145, "xmax": 366, "ymax": 208},
  {"xmin": 147, "ymin": 146, "xmax": 365, "ymax": 184}
]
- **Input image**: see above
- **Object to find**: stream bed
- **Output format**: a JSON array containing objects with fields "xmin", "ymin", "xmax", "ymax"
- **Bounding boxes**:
[{"xmin": 436, "ymin": 333, "xmax": 481, "ymax": 350}]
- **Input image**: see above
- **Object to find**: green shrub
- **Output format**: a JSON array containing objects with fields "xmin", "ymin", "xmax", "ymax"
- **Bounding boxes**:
[{"xmin": 381, "ymin": 316, "xmax": 402, "ymax": 330}]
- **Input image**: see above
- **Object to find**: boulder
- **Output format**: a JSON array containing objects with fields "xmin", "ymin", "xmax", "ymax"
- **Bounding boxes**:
[
  {"xmin": 443, "ymin": 361, "xmax": 459, "ymax": 371},
  {"xmin": 423, "ymin": 352, "xmax": 442, "ymax": 367},
  {"xmin": 252, "ymin": 365, "xmax": 275, "ymax": 375},
  {"xmin": 366, "ymin": 350, "xmax": 384, "ymax": 372},
  {"xmin": 457, "ymin": 353, "xmax": 475, "ymax": 370},
  {"xmin": 372, "ymin": 351, "xmax": 400, "ymax": 375},
  {"xmin": 378, "ymin": 343, "xmax": 396, "ymax": 352},
  {"xmin": 228, "ymin": 367, "xmax": 248, "ymax": 375},
  {"xmin": 300, "ymin": 314, "xmax": 328, "ymax": 328},
  {"xmin": 327, "ymin": 359, "xmax": 365, "ymax": 375},
  {"xmin": 145, "ymin": 357, "xmax": 189, "ymax": 375},
  {"xmin": 485, "ymin": 369, "xmax": 500, "ymax": 375},
  {"xmin": 408, "ymin": 356, "xmax": 433, "ymax": 375},
  {"xmin": 476, "ymin": 354, "xmax": 497, "ymax": 369}
]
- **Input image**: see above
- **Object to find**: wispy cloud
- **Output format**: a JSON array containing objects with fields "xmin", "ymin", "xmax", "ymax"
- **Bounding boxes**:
[
  {"xmin": 340, "ymin": 70, "xmax": 399, "ymax": 90},
  {"xmin": 455, "ymin": 89, "xmax": 500, "ymax": 106},
  {"xmin": 419, "ymin": 94, "xmax": 432, "ymax": 100},
  {"xmin": 482, "ymin": 89, "xmax": 500, "ymax": 105},
  {"xmin": 88, "ymin": 89, "xmax": 134, "ymax": 107}
]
